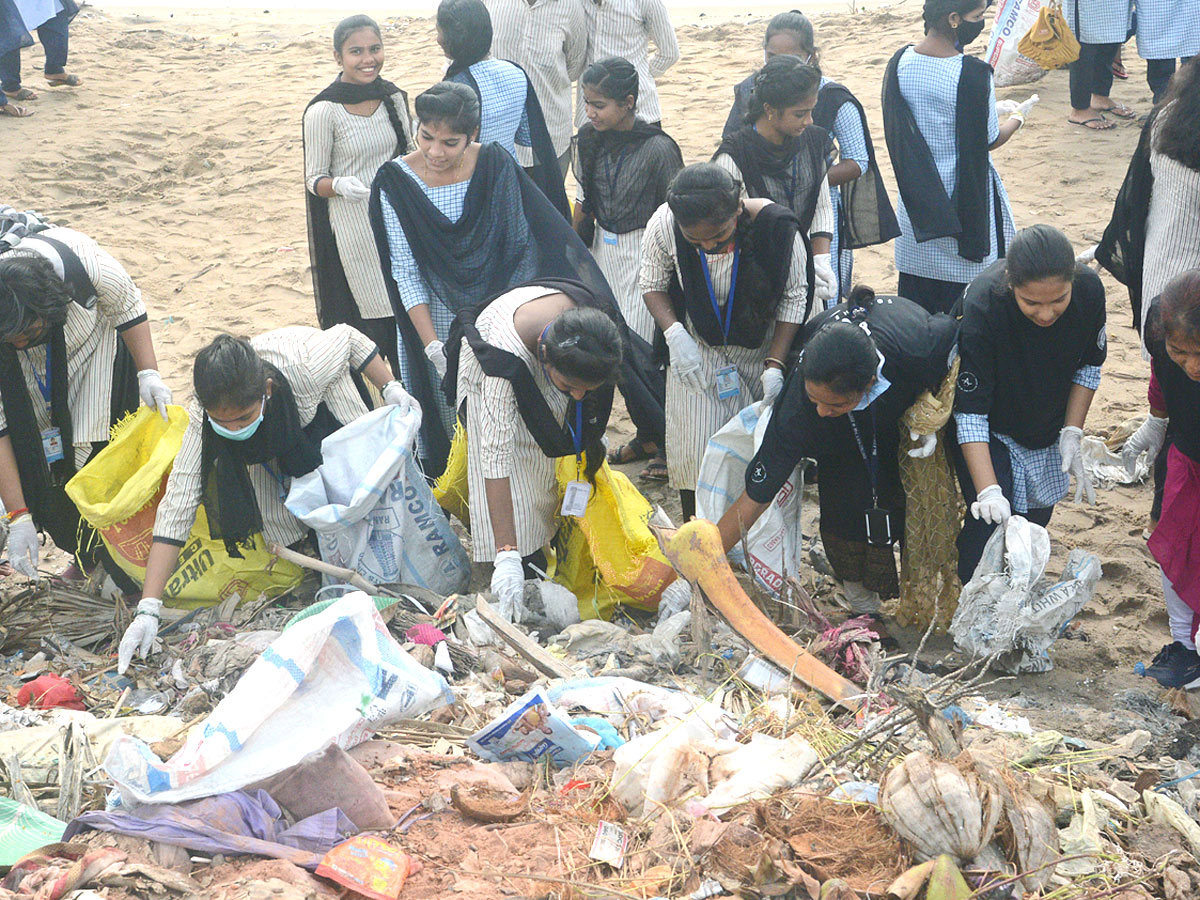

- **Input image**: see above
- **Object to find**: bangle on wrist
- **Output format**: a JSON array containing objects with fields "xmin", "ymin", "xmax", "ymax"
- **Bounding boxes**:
[
  {"xmin": 6, "ymin": 507, "xmax": 29, "ymax": 522},
  {"xmin": 764, "ymin": 357, "xmax": 786, "ymax": 370},
  {"xmin": 496, "ymin": 544, "xmax": 517, "ymax": 554}
]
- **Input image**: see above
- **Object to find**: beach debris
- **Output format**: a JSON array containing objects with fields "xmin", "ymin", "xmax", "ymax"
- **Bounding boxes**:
[
  {"xmin": 315, "ymin": 835, "xmax": 415, "ymax": 899},
  {"xmin": 466, "ymin": 687, "xmax": 599, "ymax": 767}
]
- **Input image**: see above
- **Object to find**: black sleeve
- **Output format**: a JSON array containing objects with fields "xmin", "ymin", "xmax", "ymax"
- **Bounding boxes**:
[
  {"xmin": 744, "ymin": 373, "xmax": 815, "ymax": 504},
  {"xmin": 1078, "ymin": 270, "xmax": 1108, "ymax": 369},
  {"xmin": 952, "ymin": 292, "xmax": 997, "ymax": 418}
]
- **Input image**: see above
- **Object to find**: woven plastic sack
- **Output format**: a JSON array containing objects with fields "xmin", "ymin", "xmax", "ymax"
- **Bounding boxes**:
[
  {"xmin": 986, "ymin": 0, "xmax": 1047, "ymax": 86},
  {"xmin": 0, "ymin": 798, "xmax": 65, "ymax": 866},
  {"xmin": 65, "ymin": 407, "xmax": 302, "ymax": 608},
  {"xmin": 551, "ymin": 457, "xmax": 675, "ymax": 620},
  {"xmin": 1019, "ymin": 0, "xmax": 1080, "ymax": 69},
  {"xmin": 695, "ymin": 401, "xmax": 804, "ymax": 596},
  {"xmin": 432, "ymin": 420, "xmax": 471, "ymax": 528}
]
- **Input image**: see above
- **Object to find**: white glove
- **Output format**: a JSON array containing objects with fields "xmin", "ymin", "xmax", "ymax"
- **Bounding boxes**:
[
  {"xmin": 1009, "ymin": 93, "xmax": 1039, "ymax": 127},
  {"xmin": 6, "ymin": 514, "xmax": 39, "ymax": 578},
  {"xmin": 330, "ymin": 176, "xmax": 370, "ymax": 202},
  {"xmin": 1076, "ymin": 243, "xmax": 1098, "ymax": 265},
  {"xmin": 970, "ymin": 484, "xmax": 1011, "ymax": 525},
  {"xmin": 424, "ymin": 340, "xmax": 448, "ymax": 378},
  {"xmin": 1122, "ymin": 414, "xmax": 1168, "ymax": 480},
  {"xmin": 490, "ymin": 549, "xmax": 525, "ymax": 622},
  {"xmin": 381, "ymin": 381, "xmax": 421, "ymax": 422},
  {"xmin": 1059, "ymin": 425, "xmax": 1095, "ymax": 504},
  {"xmin": 657, "ymin": 578, "xmax": 692, "ymax": 621},
  {"xmin": 137, "ymin": 369, "xmax": 172, "ymax": 421},
  {"xmin": 664, "ymin": 322, "xmax": 704, "ymax": 393},
  {"xmin": 117, "ymin": 597, "xmax": 162, "ymax": 675},
  {"xmin": 907, "ymin": 429, "xmax": 938, "ymax": 459},
  {"xmin": 812, "ymin": 253, "xmax": 838, "ymax": 307},
  {"xmin": 760, "ymin": 366, "xmax": 785, "ymax": 403}
]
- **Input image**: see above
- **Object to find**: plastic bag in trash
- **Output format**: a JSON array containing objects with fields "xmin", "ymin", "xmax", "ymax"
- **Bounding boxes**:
[
  {"xmin": 949, "ymin": 517, "xmax": 1102, "ymax": 673},
  {"xmin": 467, "ymin": 688, "xmax": 600, "ymax": 767},
  {"xmin": 286, "ymin": 406, "xmax": 471, "ymax": 595}
]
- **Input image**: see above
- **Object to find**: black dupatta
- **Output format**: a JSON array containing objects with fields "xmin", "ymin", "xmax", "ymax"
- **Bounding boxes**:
[
  {"xmin": 575, "ymin": 120, "xmax": 683, "ymax": 238},
  {"xmin": 714, "ymin": 125, "xmax": 832, "ymax": 235}
]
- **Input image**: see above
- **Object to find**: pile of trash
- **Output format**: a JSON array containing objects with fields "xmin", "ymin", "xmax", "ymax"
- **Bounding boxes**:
[{"xmin": 0, "ymin": 519, "xmax": 1197, "ymax": 900}]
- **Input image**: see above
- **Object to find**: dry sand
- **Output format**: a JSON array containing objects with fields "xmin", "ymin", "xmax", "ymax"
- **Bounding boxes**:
[{"xmin": 0, "ymin": 4, "xmax": 1171, "ymax": 721}]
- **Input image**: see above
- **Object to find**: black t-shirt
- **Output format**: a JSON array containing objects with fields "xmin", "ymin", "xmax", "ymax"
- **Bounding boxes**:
[
  {"xmin": 954, "ymin": 261, "xmax": 1107, "ymax": 450},
  {"xmin": 1146, "ymin": 305, "xmax": 1200, "ymax": 464},
  {"xmin": 745, "ymin": 296, "xmax": 958, "ymax": 504}
]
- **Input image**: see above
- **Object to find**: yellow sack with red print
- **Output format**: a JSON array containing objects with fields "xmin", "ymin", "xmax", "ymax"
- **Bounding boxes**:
[
  {"xmin": 65, "ymin": 406, "xmax": 303, "ymax": 608},
  {"xmin": 551, "ymin": 457, "xmax": 675, "ymax": 621}
]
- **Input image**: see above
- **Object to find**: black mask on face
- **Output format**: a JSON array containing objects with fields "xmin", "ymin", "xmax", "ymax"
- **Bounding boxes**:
[{"xmin": 956, "ymin": 18, "xmax": 986, "ymax": 48}]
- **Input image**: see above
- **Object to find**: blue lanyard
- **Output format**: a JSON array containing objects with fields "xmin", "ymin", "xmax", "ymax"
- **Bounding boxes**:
[
  {"xmin": 698, "ymin": 246, "xmax": 740, "ymax": 345},
  {"xmin": 567, "ymin": 400, "xmax": 583, "ymax": 458},
  {"xmin": 31, "ymin": 352, "xmax": 52, "ymax": 406},
  {"xmin": 847, "ymin": 406, "xmax": 878, "ymax": 505},
  {"xmin": 603, "ymin": 145, "xmax": 630, "ymax": 196}
]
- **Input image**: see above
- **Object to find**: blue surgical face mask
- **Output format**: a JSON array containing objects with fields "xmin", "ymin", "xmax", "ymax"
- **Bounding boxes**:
[{"xmin": 209, "ymin": 395, "xmax": 265, "ymax": 441}]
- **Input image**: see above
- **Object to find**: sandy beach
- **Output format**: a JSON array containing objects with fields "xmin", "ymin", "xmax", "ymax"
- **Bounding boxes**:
[{"xmin": 0, "ymin": 2, "xmax": 1170, "ymax": 721}]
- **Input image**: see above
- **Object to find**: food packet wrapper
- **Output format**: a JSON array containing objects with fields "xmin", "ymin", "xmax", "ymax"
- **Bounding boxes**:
[
  {"xmin": 316, "ymin": 835, "xmax": 413, "ymax": 900},
  {"xmin": 467, "ymin": 688, "xmax": 600, "ymax": 768}
]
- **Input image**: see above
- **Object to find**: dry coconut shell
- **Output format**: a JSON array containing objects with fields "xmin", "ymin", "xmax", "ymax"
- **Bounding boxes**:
[
  {"xmin": 878, "ymin": 752, "xmax": 1002, "ymax": 864},
  {"xmin": 449, "ymin": 784, "xmax": 528, "ymax": 823},
  {"xmin": 971, "ymin": 756, "xmax": 1061, "ymax": 891}
]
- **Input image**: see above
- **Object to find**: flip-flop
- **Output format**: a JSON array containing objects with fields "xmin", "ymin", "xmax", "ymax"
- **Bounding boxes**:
[
  {"xmin": 607, "ymin": 438, "xmax": 658, "ymax": 465},
  {"xmin": 640, "ymin": 456, "xmax": 668, "ymax": 481},
  {"xmin": 1111, "ymin": 61, "xmax": 1129, "ymax": 79},
  {"xmin": 0, "ymin": 103, "xmax": 34, "ymax": 118},
  {"xmin": 1069, "ymin": 116, "xmax": 1115, "ymax": 131},
  {"xmin": 46, "ymin": 74, "xmax": 81, "ymax": 87},
  {"xmin": 2, "ymin": 87, "xmax": 37, "ymax": 100},
  {"xmin": 1096, "ymin": 103, "xmax": 1136, "ymax": 119}
]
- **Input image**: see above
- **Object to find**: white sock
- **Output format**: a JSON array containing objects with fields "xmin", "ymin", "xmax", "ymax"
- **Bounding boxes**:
[{"xmin": 1163, "ymin": 570, "xmax": 1197, "ymax": 651}]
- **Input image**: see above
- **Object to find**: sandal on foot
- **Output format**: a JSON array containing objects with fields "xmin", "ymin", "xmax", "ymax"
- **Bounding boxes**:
[
  {"xmin": 1096, "ymin": 102, "xmax": 1136, "ymax": 119},
  {"xmin": 1069, "ymin": 115, "xmax": 1115, "ymax": 130},
  {"xmin": 607, "ymin": 438, "xmax": 658, "ymax": 465},
  {"xmin": 1111, "ymin": 61, "xmax": 1128, "ymax": 79},
  {"xmin": 640, "ymin": 456, "xmax": 668, "ymax": 481},
  {"xmin": 0, "ymin": 103, "xmax": 34, "ymax": 117},
  {"xmin": 3, "ymin": 87, "xmax": 37, "ymax": 101},
  {"xmin": 46, "ymin": 73, "xmax": 81, "ymax": 87}
]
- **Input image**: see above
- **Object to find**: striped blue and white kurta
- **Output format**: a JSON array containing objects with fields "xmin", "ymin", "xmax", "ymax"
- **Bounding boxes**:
[
  {"xmin": 892, "ymin": 48, "xmax": 1016, "ymax": 286},
  {"xmin": 1135, "ymin": 0, "xmax": 1200, "ymax": 59},
  {"xmin": 378, "ymin": 157, "xmax": 471, "ymax": 442},
  {"xmin": 1062, "ymin": 0, "xmax": 1133, "ymax": 44}
]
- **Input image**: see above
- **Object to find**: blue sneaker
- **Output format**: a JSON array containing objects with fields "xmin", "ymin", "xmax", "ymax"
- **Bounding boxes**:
[{"xmin": 1143, "ymin": 642, "xmax": 1200, "ymax": 690}]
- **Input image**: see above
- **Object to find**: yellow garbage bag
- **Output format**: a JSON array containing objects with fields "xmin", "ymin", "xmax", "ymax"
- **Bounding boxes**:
[
  {"xmin": 551, "ymin": 457, "xmax": 675, "ymax": 621},
  {"xmin": 432, "ymin": 420, "xmax": 471, "ymax": 528},
  {"xmin": 65, "ymin": 406, "xmax": 302, "ymax": 609},
  {"xmin": 1018, "ymin": 0, "xmax": 1080, "ymax": 70}
]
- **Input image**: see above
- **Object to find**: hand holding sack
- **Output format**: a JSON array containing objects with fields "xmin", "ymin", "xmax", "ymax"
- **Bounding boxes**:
[
  {"xmin": 137, "ymin": 369, "xmax": 172, "ymax": 421},
  {"xmin": 664, "ymin": 322, "xmax": 704, "ymax": 393},
  {"xmin": 907, "ymin": 429, "xmax": 938, "ymax": 459},
  {"xmin": 971, "ymin": 484, "xmax": 1011, "ymax": 525},
  {"xmin": 1058, "ymin": 425, "xmax": 1095, "ymax": 504},
  {"xmin": 381, "ymin": 381, "xmax": 421, "ymax": 425},
  {"xmin": 1122, "ymin": 415, "xmax": 1168, "ymax": 479},
  {"xmin": 760, "ymin": 367, "xmax": 784, "ymax": 404},
  {"xmin": 6, "ymin": 514, "xmax": 40, "ymax": 577},
  {"xmin": 812, "ymin": 253, "xmax": 838, "ymax": 307},
  {"xmin": 117, "ymin": 597, "xmax": 162, "ymax": 674},
  {"xmin": 331, "ymin": 176, "xmax": 370, "ymax": 202}
]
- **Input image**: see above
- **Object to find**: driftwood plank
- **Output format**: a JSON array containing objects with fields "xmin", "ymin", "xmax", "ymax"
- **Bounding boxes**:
[{"xmin": 473, "ymin": 596, "xmax": 577, "ymax": 681}]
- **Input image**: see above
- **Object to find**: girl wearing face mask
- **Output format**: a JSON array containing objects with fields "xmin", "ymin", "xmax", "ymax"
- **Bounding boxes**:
[
  {"xmin": 131, "ymin": 328, "xmax": 418, "ymax": 672},
  {"xmin": 883, "ymin": 0, "xmax": 1027, "ymax": 315},
  {"xmin": 0, "ymin": 214, "xmax": 171, "ymax": 588},
  {"xmin": 573, "ymin": 56, "xmax": 682, "ymax": 481},
  {"xmin": 723, "ymin": 11, "xmax": 897, "ymax": 301},
  {"xmin": 444, "ymin": 280, "xmax": 625, "ymax": 617},
  {"xmin": 714, "ymin": 288, "xmax": 958, "ymax": 613},
  {"xmin": 714, "ymin": 56, "xmax": 836, "ymax": 309},
  {"xmin": 371, "ymin": 81, "xmax": 663, "ymax": 479},
  {"xmin": 1131, "ymin": 270, "xmax": 1200, "ymax": 689},
  {"xmin": 304, "ymin": 15, "xmax": 414, "ymax": 376},
  {"xmin": 952, "ymin": 225, "xmax": 1106, "ymax": 583},
  {"xmin": 640, "ymin": 163, "xmax": 809, "ymax": 521}
]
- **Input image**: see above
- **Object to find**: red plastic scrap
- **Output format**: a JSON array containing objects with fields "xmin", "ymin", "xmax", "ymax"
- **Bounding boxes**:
[{"xmin": 17, "ymin": 674, "xmax": 85, "ymax": 711}]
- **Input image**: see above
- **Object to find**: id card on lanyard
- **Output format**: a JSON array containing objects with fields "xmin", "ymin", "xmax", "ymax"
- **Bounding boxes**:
[
  {"xmin": 561, "ymin": 400, "xmax": 591, "ymax": 517},
  {"xmin": 699, "ymin": 247, "xmax": 742, "ymax": 401},
  {"xmin": 848, "ymin": 407, "xmax": 893, "ymax": 547},
  {"xmin": 32, "ymin": 351, "xmax": 65, "ymax": 464}
]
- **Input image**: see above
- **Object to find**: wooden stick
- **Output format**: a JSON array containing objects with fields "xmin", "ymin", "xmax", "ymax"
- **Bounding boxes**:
[
  {"xmin": 473, "ymin": 596, "xmax": 577, "ymax": 680},
  {"xmin": 108, "ymin": 686, "xmax": 130, "ymax": 719},
  {"xmin": 268, "ymin": 542, "xmax": 396, "ymax": 597}
]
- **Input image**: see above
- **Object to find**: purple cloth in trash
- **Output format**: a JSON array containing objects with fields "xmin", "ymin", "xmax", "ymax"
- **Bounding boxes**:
[{"xmin": 62, "ymin": 789, "xmax": 357, "ymax": 869}]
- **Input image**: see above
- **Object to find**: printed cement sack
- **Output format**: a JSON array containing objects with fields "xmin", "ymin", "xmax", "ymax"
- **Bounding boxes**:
[
  {"xmin": 551, "ymin": 458, "xmax": 676, "ymax": 620},
  {"xmin": 105, "ymin": 592, "xmax": 453, "ymax": 805},
  {"xmin": 949, "ymin": 516, "xmax": 1102, "ymax": 673},
  {"xmin": 987, "ymin": 0, "xmax": 1047, "ymax": 86},
  {"xmin": 65, "ymin": 407, "xmax": 302, "ymax": 608},
  {"xmin": 696, "ymin": 401, "xmax": 803, "ymax": 595},
  {"xmin": 286, "ymin": 406, "xmax": 470, "ymax": 595}
]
